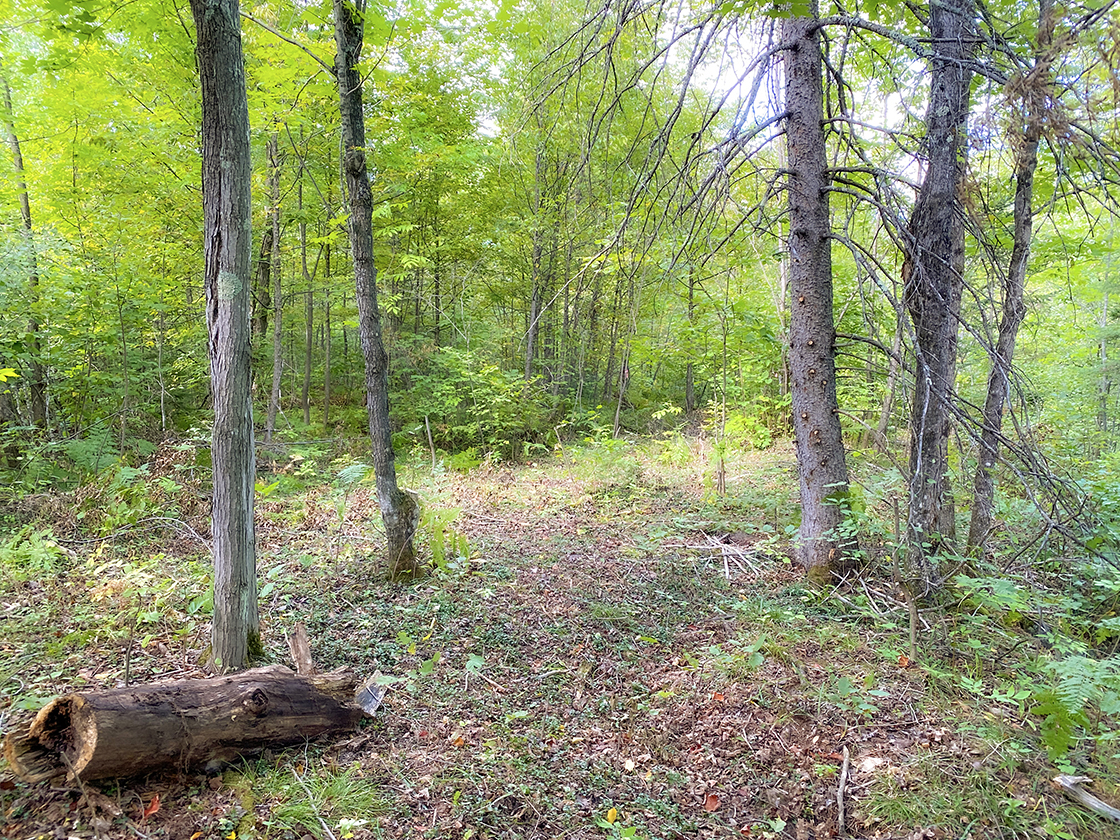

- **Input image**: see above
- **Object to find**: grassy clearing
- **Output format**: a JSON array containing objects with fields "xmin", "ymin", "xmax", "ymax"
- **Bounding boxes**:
[{"xmin": 1, "ymin": 437, "xmax": 1119, "ymax": 839}]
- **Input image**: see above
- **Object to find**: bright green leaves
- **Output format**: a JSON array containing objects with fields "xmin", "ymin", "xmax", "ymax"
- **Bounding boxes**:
[
  {"xmin": 44, "ymin": 0, "xmax": 100, "ymax": 34},
  {"xmin": 716, "ymin": 0, "xmax": 813, "ymax": 19}
]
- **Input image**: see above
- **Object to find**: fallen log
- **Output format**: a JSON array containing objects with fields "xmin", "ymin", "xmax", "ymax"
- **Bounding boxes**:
[{"xmin": 3, "ymin": 665, "xmax": 364, "ymax": 783}]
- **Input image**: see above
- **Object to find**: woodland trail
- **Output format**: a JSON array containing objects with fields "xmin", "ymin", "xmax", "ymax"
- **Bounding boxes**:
[{"xmin": 0, "ymin": 444, "xmax": 1108, "ymax": 838}]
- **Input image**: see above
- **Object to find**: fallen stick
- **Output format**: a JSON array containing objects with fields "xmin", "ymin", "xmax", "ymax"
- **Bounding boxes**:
[
  {"xmin": 4, "ymin": 665, "xmax": 364, "ymax": 782},
  {"xmin": 1053, "ymin": 774, "xmax": 1120, "ymax": 823},
  {"xmin": 837, "ymin": 746, "xmax": 851, "ymax": 835}
]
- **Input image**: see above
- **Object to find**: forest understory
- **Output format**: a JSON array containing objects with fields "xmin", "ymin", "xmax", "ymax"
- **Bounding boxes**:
[{"xmin": 2, "ymin": 437, "xmax": 1118, "ymax": 840}]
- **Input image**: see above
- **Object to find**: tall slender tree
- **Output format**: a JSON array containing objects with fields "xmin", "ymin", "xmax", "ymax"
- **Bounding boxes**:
[
  {"xmin": 783, "ymin": 4, "xmax": 854, "ymax": 580},
  {"xmin": 266, "ymin": 131, "xmax": 283, "ymax": 443},
  {"xmin": 190, "ymin": 0, "xmax": 259, "ymax": 672},
  {"xmin": 334, "ymin": 0, "xmax": 421, "ymax": 579},
  {"xmin": 967, "ymin": 0, "xmax": 1055, "ymax": 551},
  {"xmin": 903, "ymin": 0, "xmax": 975, "ymax": 588}
]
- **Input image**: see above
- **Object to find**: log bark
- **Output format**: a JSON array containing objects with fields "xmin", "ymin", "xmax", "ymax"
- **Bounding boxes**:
[{"xmin": 3, "ymin": 666, "xmax": 362, "ymax": 783}]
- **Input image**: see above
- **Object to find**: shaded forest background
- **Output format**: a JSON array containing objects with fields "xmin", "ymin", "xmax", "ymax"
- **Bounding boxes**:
[{"xmin": 2, "ymin": 1, "xmax": 1120, "ymax": 593}]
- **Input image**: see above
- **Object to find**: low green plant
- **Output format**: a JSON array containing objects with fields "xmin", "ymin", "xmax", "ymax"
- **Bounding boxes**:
[
  {"xmin": 1032, "ymin": 654, "xmax": 1120, "ymax": 765},
  {"xmin": 822, "ymin": 674, "xmax": 887, "ymax": 719},
  {"xmin": 0, "ymin": 525, "xmax": 65, "ymax": 581},
  {"xmin": 948, "ymin": 570, "xmax": 1120, "ymax": 766},
  {"xmin": 420, "ymin": 504, "xmax": 470, "ymax": 572},
  {"xmin": 231, "ymin": 760, "xmax": 387, "ymax": 837},
  {"xmin": 63, "ymin": 423, "xmax": 120, "ymax": 474},
  {"xmin": 595, "ymin": 806, "xmax": 646, "ymax": 839}
]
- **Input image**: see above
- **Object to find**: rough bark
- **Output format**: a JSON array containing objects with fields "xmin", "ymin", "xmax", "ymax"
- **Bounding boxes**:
[
  {"xmin": 783, "ymin": 8, "xmax": 854, "ymax": 582},
  {"xmin": 334, "ymin": 0, "xmax": 421, "ymax": 580},
  {"xmin": 1099, "ymin": 296, "xmax": 1112, "ymax": 456},
  {"xmin": 685, "ymin": 269, "xmax": 696, "ymax": 413},
  {"xmin": 903, "ymin": 0, "xmax": 974, "ymax": 588},
  {"xmin": 526, "ymin": 151, "xmax": 545, "ymax": 382},
  {"xmin": 3, "ymin": 666, "xmax": 362, "ymax": 782},
  {"xmin": 191, "ymin": 0, "xmax": 259, "ymax": 672},
  {"xmin": 968, "ymin": 0, "xmax": 1054, "ymax": 551}
]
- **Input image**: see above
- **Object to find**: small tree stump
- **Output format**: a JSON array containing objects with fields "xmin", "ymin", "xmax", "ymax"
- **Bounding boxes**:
[{"xmin": 3, "ymin": 665, "xmax": 364, "ymax": 782}]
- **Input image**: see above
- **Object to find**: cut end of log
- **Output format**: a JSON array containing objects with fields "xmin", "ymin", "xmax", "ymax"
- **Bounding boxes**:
[
  {"xmin": 3, "ymin": 724, "xmax": 57, "ymax": 783},
  {"xmin": 3, "ymin": 697, "xmax": 85, "ymax": 782}
]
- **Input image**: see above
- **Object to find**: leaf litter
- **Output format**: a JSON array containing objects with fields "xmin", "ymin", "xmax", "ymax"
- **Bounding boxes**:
[{"xmin": 1, "ymin": 444, "xmax": 1114, "ymax": 839}]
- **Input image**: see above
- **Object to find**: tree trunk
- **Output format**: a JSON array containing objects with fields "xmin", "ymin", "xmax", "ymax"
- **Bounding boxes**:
[
  {"xmin": 1097, "ymin": 292, "xmax": 1111, "ymax": 459},
  {"xmin": 190, "ymin": 0, "xmax": 259, "ymax": 673},
  {"xmin": 903, "ymin": 0, "xmax": 974, "ymax": 589},
  {"xmin": 433, "ymin": 204, "xmax": 442, "ymax": 348},
  {"xmin": 300, "ymin": 176, "xmax": 313, "ymax": 427},
  {"xmin": 252, "ymin": 225, "xmax": 273, "ymax": 341},
  {"xmin": 324, "ymin": 286, "xmax": 332, "ymax": 428},
  {"xmin": 525, "ymin": 152, "xmax": 545, "ymax": 382},
  {"xmin": 685, "ymin": 268, "xmax": 696, "ymax": 413},
  {"xmin": 3, "ymin": 666, "xmax": 362, "ymax": 783},
  {"xmin": 113, "ymin": 282, "xmax": 131, "ymax": 447},
  {"xmin": 1, "ymin": 71, "xmax": 46, "ymax": 429},
  {"xmin": 783, "ymin": 7, "xmax": 854, "ymax": 582},
  {"xmin": 967, "ymin": 0, "xmax": 1053, "ymax": 552},
  {"xmin": 334, "ymin": 0, "xmax": 421, "ymax": 580},
  {"xmin": 266, "ymin": 132, "xmax": 283, "ymax": 443}
]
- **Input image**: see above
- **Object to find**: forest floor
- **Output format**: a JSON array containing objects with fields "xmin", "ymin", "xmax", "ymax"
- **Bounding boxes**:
[{"xmin": 1, "ymin": 436, "xmax": 1117, "ymax": 839}]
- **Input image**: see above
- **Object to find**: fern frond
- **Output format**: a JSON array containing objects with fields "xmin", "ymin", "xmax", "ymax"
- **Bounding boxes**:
[{"xmin": 335, "ymin": 463, "xmax": 373, "ymax": 490}]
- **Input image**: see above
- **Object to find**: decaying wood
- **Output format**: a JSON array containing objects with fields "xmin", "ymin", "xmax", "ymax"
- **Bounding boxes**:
[
  {"xmin": 1053, "ymin": 774, "xmax": 1120, "ymax": 823},
  {"xmin": 3, "ymin": 665, "xmax": 363, "ymax": 783},
  {"xmin": 287, "ymin": 621, "xmax": 316, "ymax": 675}
]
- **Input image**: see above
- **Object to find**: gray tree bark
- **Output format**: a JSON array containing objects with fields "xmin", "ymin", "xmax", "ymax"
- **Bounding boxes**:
[
  {"xmin": 967, "ymin": 0, "xmax": 1054, "ymax": 551},
  {"xmin": 334, "ymin": 0, "xmax": 421, "ymax": 579},
  {"xmin": 903, "ymin": 0, "xmax": 974, "ymax": 589},
  {"xmin": 190, "ymin": 0, "xmax": 259, "ymax": 672},
  {"xmin": 783, "ymin": 7, "xmax": 854, "ymax": 582}
]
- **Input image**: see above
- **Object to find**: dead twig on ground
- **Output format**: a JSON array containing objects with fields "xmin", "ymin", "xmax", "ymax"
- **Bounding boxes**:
[
  {"xmin": 837, "ymin": 745, "xmax": 851, "ymax": 835},
  {"xmin": 1053, "ymin": 775, "xmax": 1120, "ymax": 823}
]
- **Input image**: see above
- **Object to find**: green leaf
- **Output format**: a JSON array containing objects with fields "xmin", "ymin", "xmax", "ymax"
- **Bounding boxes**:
[{"xmin": 418, "ymin": 651, "xmax": 441, "ymax": 676}]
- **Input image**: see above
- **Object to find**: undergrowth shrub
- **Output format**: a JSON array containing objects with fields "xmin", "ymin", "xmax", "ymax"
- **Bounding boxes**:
[
  {"xmin": 76, "ymin": 464, "xmax": 160, "ymax": 535},
  {"xmin": 952, "ymin": 571, "xmax": 1120, "ymax": 768},
  {"xmin": 392, "ymin": 347, "xmax": 553, "ymax": 460},
  {"xmin": 0, "ymin": 525, "xmax": 66, "ymax": 582}
]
